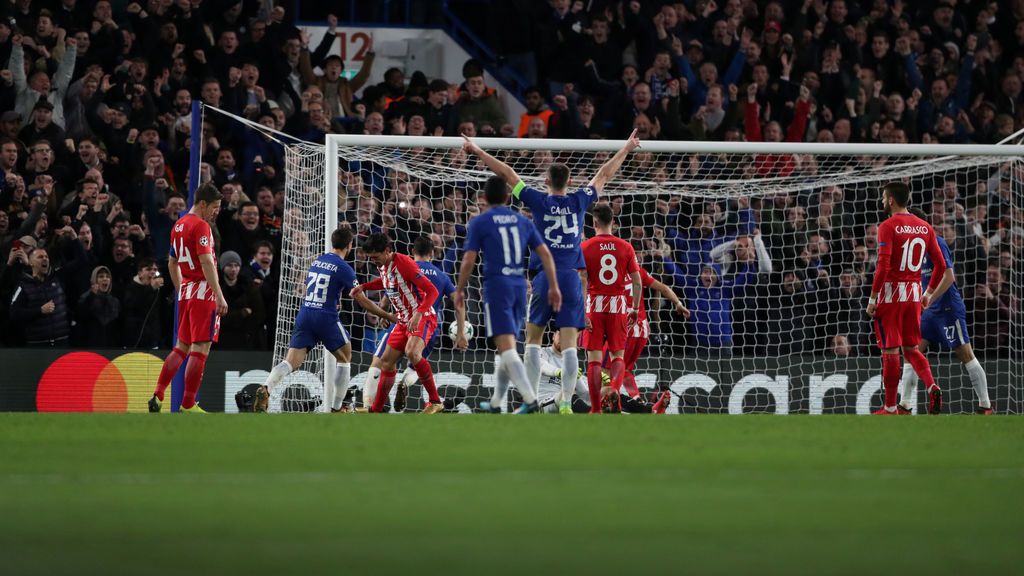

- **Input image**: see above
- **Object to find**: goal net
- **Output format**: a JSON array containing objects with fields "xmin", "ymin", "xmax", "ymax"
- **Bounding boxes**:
[{"xmin": 275, "ymin": 137, "xmax": 1023, "ymax": 414}]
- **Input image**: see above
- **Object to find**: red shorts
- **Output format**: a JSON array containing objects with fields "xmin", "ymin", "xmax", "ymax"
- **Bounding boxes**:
[
  {"xmin": 584, "ymin": 312, "xmax": 628, "ymax": 352},
  {"xmin": 387, "ymin": 315, "xmax": 437, "ymax": 351},
  {"xmin": 177, "ymin": 299, "xmax": 220, "ymax": 345},
  {"xmin": 873, "ymin": 302, "xmax": 921, "ymax": 349}
]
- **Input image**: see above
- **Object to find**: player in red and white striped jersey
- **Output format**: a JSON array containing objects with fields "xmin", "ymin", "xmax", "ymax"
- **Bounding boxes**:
[
  {"xmin": 866, "ymin": 182, "xmax": 948, "ymax": 415},
  {"xmin": 608, "ymin": 259, "xmax": 690, "ymax": 412},
  {"xmin": 580, "ymin": 204, "xmax": 641, "ymax": 413},
  {"xmin": 351, "ymin": 233, "xmax": 443, "ymax": 414},
  {"xmin": 149, "ymin": 183, "xmax": 227, "ymax": 413}
]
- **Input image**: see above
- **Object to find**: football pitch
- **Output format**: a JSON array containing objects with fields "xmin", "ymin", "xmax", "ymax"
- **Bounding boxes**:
[{"xmin": 1, "ymin": 414, "xmax": 1020, "ymax": 576}]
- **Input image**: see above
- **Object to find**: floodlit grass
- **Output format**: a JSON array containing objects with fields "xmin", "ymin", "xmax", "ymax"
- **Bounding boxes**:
[{"xmin": 0, "ymin": 414, "xmax": 1020, "ymax": 576}]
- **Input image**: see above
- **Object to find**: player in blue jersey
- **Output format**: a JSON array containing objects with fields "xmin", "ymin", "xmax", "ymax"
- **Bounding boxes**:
[
  {"xmin": 461, "ymin": 130, "xmax": 640, "ymax": 409},
  {"xmin": 363, "ymin": 235, "xmax": 468, "ymax": 412},
  {"xmin": 898, "ymin": 208, "xmax": 992, "ymax": 414},
  {"xmin": 256, "ymin": 227, "xmax": 397, "ymax": 413},
  {"xmin": 455, "ymin": 175, "xmax": 560, "ymax": 414}
]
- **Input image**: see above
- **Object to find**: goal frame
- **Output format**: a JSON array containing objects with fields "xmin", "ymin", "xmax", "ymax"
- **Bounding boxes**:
[{"xmin": 321, "ymin": 135, "xmax": 1023, "ymax": 412}]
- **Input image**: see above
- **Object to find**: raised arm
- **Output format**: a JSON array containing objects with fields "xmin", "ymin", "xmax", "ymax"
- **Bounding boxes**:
[
  {"xmin": 709, "ymin": 239, "xmax": 736, "ymax": 264},
  {"xmin": 753, "ymin": 232, "xmax": 773, "ymax": 274},
  {"xmin": 588, "ymin": 128, "xmax": 640, "ymax": 193},
  {"xmin": 462, "ymin": 136, "xmax": 520, "ymax": 187}
]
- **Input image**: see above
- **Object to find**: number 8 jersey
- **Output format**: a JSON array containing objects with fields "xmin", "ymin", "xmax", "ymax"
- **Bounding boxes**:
[
  {"xmin": 170, "ymin": 213, "xmax": 216, "ymax": 302},
  {"xmin": 582, "ymin": 234, "xmax": 639, "ymax": 313}
]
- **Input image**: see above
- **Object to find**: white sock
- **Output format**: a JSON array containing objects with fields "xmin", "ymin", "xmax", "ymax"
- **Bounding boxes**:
[
  {"xmin": 333, "ymin": 363, "xmax": 351, "ymax": 410},
  {"xmin": 561, "ymin": 348, "xmax": 579, "ymax": 404},
  {"xmin": 491, "ymin": 359, "xmax": 510, "ymax": 408},
  {"xmin": 525, "ymin": 344, "xmax": 542, "ymax": 397},
  {"xmin": 502, "ymin": 348, "xmax": 537, "ymax": 404},
  {"xmin": 401, "ymin": 365, "xmax": 418, "ymax": 386},
  {"xmin": 965, "ymin": 359, "xmax": 990, "ymax": 409},
  {"xmin": 899, "ymin": 362, "xmax": 918, "ymax": 410},
  {"xmin": 364, "ymin": 366, "xmax": 381, "ymax": 407},
  {"xmin": 264, "ymin": 361, "xmax": 292, "ymax": 393}
]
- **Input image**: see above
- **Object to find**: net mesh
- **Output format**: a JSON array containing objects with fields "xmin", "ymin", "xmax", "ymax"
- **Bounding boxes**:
[{"xmin": 276, "ymin": 139, "xmax": 1023, "ymax": 414}]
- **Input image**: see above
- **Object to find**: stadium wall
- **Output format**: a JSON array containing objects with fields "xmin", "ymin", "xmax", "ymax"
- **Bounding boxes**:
[
  {"xmin": 304, "ymin": 25, "xmax": 526, "ymax": 124},
  {"xmin": 0, "ymin": 350, "xmax": 1015, "ymax": 414}
]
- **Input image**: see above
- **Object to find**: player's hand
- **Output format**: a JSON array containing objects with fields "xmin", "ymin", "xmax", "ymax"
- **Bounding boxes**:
[
  {"xmin": 408, "ymin": 311, "xmax": 423, "ymax": 333},
  {"xmin": 460, "ymin": 134, "xmax": 480, "ymax": 155},
  {"xmin": 548, "ymin": 285, "xmax": 562, "ymax": 312},
  {"xmin": 921, "ymin": 292, "xmax": 932, "ymax": 310},
  {"xmin": 40, "ymin": 300, "xmax": 56, "ymax": 314},
  {"xmin": 627, "ymin": 309, "xmax": 638, "ymax": 329},
  {"xmin": 454, "ymin": 332, "xmax": 469, "ymax": 351},
  {"xmin": 623, "ymin": 128, "xmax": 640, "ymax": 153},
  {"xmin": 215, "ymin": 294, "xmax": 228, "ymax": 316},
  {"xmin": 585, "ymin": 314, "xmax": 592, "ymax": 331},
  {"xmin": 675, "ymin": 301, "xmax": 691, "ymax": 319},
  {"xmin": 866, "ymin": 302, "xmax": 877, "ymax": 318}
]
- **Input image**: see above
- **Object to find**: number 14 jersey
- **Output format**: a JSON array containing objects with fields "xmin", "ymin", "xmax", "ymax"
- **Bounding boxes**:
[{"xmin": 170, "ymin": 213, "xmax": 216, "ymax": 302}]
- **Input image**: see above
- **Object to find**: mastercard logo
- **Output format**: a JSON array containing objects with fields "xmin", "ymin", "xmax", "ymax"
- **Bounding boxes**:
[{"xmin": 36, "ymin": 352, "xmax": 165, "ymax": 412}]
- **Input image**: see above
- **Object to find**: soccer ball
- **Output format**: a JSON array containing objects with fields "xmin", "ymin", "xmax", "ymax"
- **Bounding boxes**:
[{"xmin": 448, "ymin": 320, "xmax": 474, "ymax": 342}]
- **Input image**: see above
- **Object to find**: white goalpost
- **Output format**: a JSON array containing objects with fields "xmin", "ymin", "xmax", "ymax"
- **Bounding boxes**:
[{"xmin": 270, "ymin": 135, "xmax": 1023, "ymax": 414}]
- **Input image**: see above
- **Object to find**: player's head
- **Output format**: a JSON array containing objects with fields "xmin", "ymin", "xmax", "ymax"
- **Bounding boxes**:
[
  {"xmin": 193, "ymin": 183, "xmax": 223, "ymax": 221},
  {"xmin": 362, "ymin": 232, "xmax": 393, "ymax": 267},
  {"xmin": 412, "ymin": 235, "xmax": 434, "ymax": 260},
  {"xmin": 331, "ymin": 226, "xmax": 354, "ymax": 253},
  {"xmin": 881, "ymin": 182, "xmax": 911, "ymax": 213},
  {"xmin": 545, "ymin": 163, "xmax": 570, "ymax": 192},
  {"xmin": 908, "ymin": 207, "xmax": 928, "ymax": 222},
  {"xmin": 592, "ymin": 202, "xmax": 615, "ymax": 231},
  {"xmin": 483, "ymin": 175, "xmax": 509, "ymax": 206}
]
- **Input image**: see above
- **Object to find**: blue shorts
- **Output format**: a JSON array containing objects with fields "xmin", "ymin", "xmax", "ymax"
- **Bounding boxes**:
[
  {"xmin": 483, "ymin": 278, "xmax": 527, "ymax": 338},
  {"xmin": 373, "ymin": 323, "xmax": 440, "ymax": 359},
  {"xmin": 529, "ymin": 269, "xmax": 584, "ymax": 329},
  {"xmin": 920, "ymin": 306, "xmax": 971, "ymax": 350},
  {"xmin": 290, "ymin": 309, "xmax": 350, "ymax": 352}
]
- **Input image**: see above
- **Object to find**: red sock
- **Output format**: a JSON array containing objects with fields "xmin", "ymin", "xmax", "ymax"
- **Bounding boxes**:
[
  {"xmin": 587, "ymin": 361, "xmax": 602, "ymax": 413},
  {"xmin": 621, "ymin": 371, "xmax": 641, "ymax": 399},
  {"xmin": 371, "ymin": 370, "xmax": 397, "ymax": 413},
  {"xmin": 882, "ymin": 352, "xmax": 901, "ymax": 408},
  {"xmin": 153, "ymin": 347, "xmax": 186, "ymax": 401},
  {"xmin": 608, "ymin": 358, "xmax": 625, "ymax": 394},
  {"xmin": 181, "ymin": 351, "xmax": 207, "ymax": 409},
  {"xmin": 904, "ymin": 347, "xmax": 938, "ymax": 390},
  {"xmin": 414, "ymin": 358, "xmax": 441, "ymax": 403}
]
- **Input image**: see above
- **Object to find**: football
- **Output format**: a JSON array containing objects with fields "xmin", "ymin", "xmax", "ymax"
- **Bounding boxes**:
[{"xmin": 448, "ymin": 320, "xmax": 474, "ymax": 342}]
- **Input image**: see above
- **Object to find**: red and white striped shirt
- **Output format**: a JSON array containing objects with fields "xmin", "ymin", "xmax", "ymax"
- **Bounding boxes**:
[
  {"xmin": 362, "ymin": 253, "xmax": 438, "ymax": 323},
  {"xmin": 170, "ymin": 213, "xmax": 216, "ymax": 302},
  {"xmin": 627, "ymin": 264, "xmax": 657, "ymax": 339},
  {"xmin": 879, "ymin": 280, "xmax": 922, "ymax": 304}
]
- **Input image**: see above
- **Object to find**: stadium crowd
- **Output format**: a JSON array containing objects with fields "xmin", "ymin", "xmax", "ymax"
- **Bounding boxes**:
[{"xmin": 0, "ymin": 0, "xmax": 1019, "ymax": 357}]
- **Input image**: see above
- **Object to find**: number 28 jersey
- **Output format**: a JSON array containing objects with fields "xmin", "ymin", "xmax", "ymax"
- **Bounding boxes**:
[
  {"xmin": 512, "ymin": 180, "xmax": 597, "ymax": 271},
  {"xmin": 302, "ymin": 253, "xmax": 357, "ymax": 314},
  {"xmin": 170, "ymin": 213, "xmax": 216, "ymax": 302},
  {"xmin": 582, "ymin": 234, "xmax": 638, "ymax": 313}
]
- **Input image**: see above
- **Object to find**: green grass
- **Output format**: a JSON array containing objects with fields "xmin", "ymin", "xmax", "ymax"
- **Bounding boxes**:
[{"xmin": 0, "ymin": 415, "xmax": 1021, "ymax": 576}]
